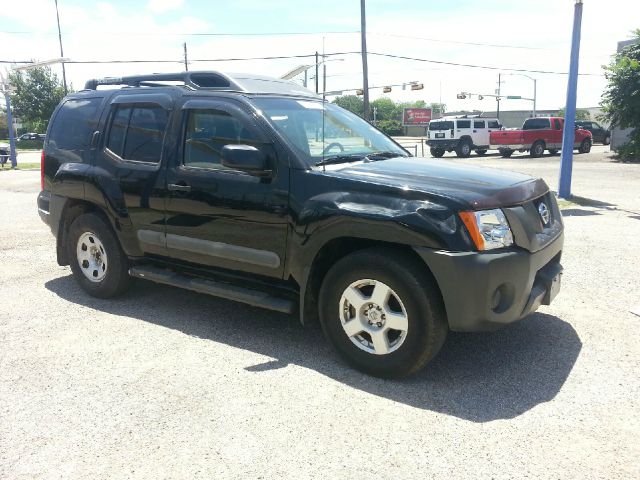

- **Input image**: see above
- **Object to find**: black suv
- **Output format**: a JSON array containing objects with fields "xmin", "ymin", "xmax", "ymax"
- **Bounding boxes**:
[
  {"xmin": 575, "ymin": 121, "xmax": 611, "ymax": 145},
  {"xmin": 37, "ymin": 71, "xmax": 564, "ymax": 378}
]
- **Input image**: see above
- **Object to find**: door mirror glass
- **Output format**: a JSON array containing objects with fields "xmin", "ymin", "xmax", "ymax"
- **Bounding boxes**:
[{"xmin": 221, "ymin": 144, "xmax": 268, "ymax": 173}]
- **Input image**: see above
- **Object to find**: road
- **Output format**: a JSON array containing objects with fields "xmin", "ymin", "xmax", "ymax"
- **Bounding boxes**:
[{"xmin": 1, "ymin": 148, "xmax": 639, "ymax": 479}]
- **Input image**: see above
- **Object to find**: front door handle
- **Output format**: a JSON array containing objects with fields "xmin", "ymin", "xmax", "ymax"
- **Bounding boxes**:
[{"xmin": 168, "ymin": 183, "xmax": 192, "ymax": 192}]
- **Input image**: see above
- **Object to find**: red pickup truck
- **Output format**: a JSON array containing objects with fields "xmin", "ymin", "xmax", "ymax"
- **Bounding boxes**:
[{"xmin": 490, "ymin": 117, "xmax": 592, "ymax": 158}]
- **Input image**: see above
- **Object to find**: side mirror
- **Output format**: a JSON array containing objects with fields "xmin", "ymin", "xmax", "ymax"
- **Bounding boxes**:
[{"xmin": 221, "ymin": 144, "xmax": 269, "ymax": 175}]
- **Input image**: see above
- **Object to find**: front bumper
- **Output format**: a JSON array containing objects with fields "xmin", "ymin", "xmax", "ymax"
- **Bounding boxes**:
[{"xmin": 415, "ymin": 232, "xmax": 563, "ymax": 331}]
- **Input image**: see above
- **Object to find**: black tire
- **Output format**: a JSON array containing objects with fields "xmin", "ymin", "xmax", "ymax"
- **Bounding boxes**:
[
  {"xmin": 455, "ymin": 139, "xmax": 472, "ymax": 158},
  {"xmin": 67, "ymin": 213, "xmax": 132, "ymax": 298},
  {"xmin": 430, "ymin": 147, "xmax": 446, "ymax": 158},
  {"xmin": 530, "ymin": 140, "xmax": 545, "ymax": 158},
  {"xmin": 548, "ymin": 149, "xmax": 559, "ymax": 155},
  {"xmin": 500, "ymin": 149, "xmax": 513, "ymax": 158},
  {"xmin": 475, "ymin": 149, "xmax": 488, "ymax": 156},
  {"xmin": 318, "ymin": 248, "xmax": 448, "ymax": 378},
  {"xmin": 603, "ymin": 135, "xmax": 611, "ymax": 146},
  {"xmin": 579, "ymin": 138, "xmax": 592, "ymax": 153}
]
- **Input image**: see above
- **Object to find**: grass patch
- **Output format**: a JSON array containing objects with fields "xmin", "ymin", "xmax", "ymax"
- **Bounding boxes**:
[{"xmin": 0, "ymin": 162, "xmax": 40, "ymax": 170}]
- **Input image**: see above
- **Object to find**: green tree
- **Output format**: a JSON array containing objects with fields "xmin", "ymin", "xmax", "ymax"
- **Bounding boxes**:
[
  {"xmin": 557, "ymin": 107, "xmax": 590, "ymax": 120},
  {"xmin": 331, "ymin": 95, "xmax": 364, "ymax": 117},
  {"xmin": 370, "ymin": 97, "xmax": 397, "ymax": 121},
  {"xmin": 601, "ymin": 30, "xmax": 640, "ymax": 161},
  {"xmin": 8, "ymin": 66, "xmax": 66, "ymax": 133}
]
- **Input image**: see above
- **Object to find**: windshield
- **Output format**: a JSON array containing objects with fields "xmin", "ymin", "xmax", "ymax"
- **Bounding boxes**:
[
  {"xmin": 428, "ymin": 121, "xmax": 454, "ymax": 131},
  {"xmin": 252, "ymin": 98, "xmax": 407, "ymax": 166}
]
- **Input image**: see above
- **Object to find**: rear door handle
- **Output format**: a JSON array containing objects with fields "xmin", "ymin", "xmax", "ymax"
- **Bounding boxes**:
[{"xmin": 168, "ymin": 183, "xmax": 192, "ymax": 192}]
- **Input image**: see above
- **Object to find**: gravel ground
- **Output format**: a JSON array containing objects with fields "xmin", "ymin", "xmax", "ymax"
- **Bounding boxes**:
[{"xmin": 1, "ymin": 147, "xmax": 639, "ymax": 479}]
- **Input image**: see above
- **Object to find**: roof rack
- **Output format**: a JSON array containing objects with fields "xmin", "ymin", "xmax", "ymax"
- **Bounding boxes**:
[
  {"xmin": 84, "ymin": 71, "xmax": 240, "ymax": 91},
  {"xmin": 83, "ymin": 71, "xmax": 319, "ymax": 99}
]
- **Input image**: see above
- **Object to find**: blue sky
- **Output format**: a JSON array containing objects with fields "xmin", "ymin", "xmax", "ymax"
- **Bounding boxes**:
[{"xmin": 1, "ymin": 0, "xmax": 638, "ymax": 111}]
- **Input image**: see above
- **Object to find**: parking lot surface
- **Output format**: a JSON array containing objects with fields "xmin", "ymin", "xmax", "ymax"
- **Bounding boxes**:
[{"xmin": 1, "ymin": 146, "xmax": 639, "ymax": 479}]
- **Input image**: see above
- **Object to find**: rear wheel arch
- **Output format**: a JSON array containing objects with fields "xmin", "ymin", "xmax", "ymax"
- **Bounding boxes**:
[{"xmin": 56, "ymin": 199, "xmax": 116, "ymax": 266}]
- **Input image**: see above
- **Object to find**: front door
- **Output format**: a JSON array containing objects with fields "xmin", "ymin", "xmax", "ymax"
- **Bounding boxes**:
[{"xmin": 164, "ymin": 98, "xmax": 289, "ymax": 278}]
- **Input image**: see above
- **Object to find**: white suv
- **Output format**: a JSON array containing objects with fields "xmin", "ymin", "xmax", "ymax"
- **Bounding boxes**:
[{"xmin": 426, "ymin": 116, "xmax": 502, "ymax": 158}]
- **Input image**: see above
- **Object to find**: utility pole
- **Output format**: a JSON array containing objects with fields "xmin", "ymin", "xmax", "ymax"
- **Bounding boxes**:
[
  {"xmin": 533, "ymin": 78, "xmax": 537, "ymax": 117},
  {"xmin": 559, "ymin": 0, "xmax": 584, "ymax": 199},
  {"xmin": 54, "ymin": 0, "xmax": 67, "ymax": 94},
  {"xmin": 496, "ymin": 73, "xmax": 501, "ymax": 120},
  {"xmin": 315, "ymin": 51, "xmax": 319, "ymax": 94},
  {"xmin": 360, "ymin": 0, "xmax": 370, "ymax": 120},
  {"xmin": 183, "ymin": 42, "xmax": 189, "ymax": 71}
]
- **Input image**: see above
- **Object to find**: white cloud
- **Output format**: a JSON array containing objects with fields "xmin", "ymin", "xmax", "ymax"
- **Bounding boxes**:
[{"xmin": 146, "ymin": 0, "xmax": 185, "ymax": 14}]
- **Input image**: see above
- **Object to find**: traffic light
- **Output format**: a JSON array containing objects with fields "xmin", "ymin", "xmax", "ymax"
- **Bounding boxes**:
[
  {"xmin": 457, "ymin": 93, "xmax": 467, "ymax": 99},
  {"xmin": 383, "ymin": 86, "xmax": 392, "ymax": 93},
  {"xmin": 410, "ymin": 83, "xmax": 424, "ymax": 91},
  {"xmin": 478, "ymin": 95, "xmax": 484, "ymax": 100},
  {"xmin": 356, "ymin": 89, "xmax": 364, "ymax": 96}
]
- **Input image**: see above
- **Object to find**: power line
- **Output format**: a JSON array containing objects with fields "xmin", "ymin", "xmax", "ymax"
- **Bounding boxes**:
[
  {"xmin": 0, "ymin": 30, "xmax": 359, "ymax": 37},
  {"xmin": 369, "ymin": 32, "xmax": 548, "ymax": 50},
  {"xmin": 368, "ymin": 52, "xmax": 604, "ymax": 77}
]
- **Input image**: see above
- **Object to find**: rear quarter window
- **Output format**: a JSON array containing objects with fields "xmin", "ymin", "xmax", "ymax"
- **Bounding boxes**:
[
  {"xmin": 456, "ymin": 120, "xmax": 471, "ymax": 129},
  {"xmin": 48, "ymin": 98, "xmax": 102, "ymax": 150}
]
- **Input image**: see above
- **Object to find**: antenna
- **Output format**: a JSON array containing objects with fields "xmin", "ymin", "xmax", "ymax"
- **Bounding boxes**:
[{"xmin": 322, "ymin": 36, "xmax": 326, "ymax": 171}]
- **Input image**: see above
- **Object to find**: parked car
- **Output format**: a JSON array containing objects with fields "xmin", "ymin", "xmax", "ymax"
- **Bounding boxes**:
[
  {"xmin": 0, "ymin": 142, "xmax": 10, "ymax": 166},
  {"xmin": 37, "ymin": 71, "xmax": 564, "ymax": 378},
  {"xmin": 427, "ymin": 116, "xmax": 503, "ymax": 158},
  {"xmin": 17, "ymin": 132, "xmax": 42, "ymax": 141},
  {"xmin": 575, "ymin": 121, "xmax": 611, "ymax": 145},
  {"xmin": 490, "ymin": 117, "xmax": 593, "ymax": 158}
]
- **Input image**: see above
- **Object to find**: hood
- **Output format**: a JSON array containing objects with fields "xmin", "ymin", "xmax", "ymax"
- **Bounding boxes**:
[{"xmin": 321, "ymin": 157, "xmax": 548, "ymax": 210}]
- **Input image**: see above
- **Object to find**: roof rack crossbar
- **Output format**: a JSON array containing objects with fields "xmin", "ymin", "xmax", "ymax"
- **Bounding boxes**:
[{"xmin": 84, "ymin": 71, "xmax": 243, "ymax": 91}]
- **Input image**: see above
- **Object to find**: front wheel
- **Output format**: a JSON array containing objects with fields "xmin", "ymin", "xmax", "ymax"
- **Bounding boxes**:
[
  {"xmin": 475, "ymin": 149, "xmax": 488, "ymax": 156},
  {"xmin": 548, "ymin": 149, "xmax": 559, "ymax": 155},
  {"xmin": 579, "ymin": 138, "xmax": 592, "ymax": 153},
  {"xmin": 499, "ymin": 149, "xmax": 513, "ymax": 158},
  {"xmin": 319, "ymin": 248, "xmax": 448, "ymax": 378},
  {"xmin": 430, "ymin": 147, "xmax": 445, "ymax": 158},
  {"xmin": 68, "ymin": 213, "xmax": 132, "ymax": 298},
  {"xmin": 603, "ymin": 135, "xmax": 611, "ymax": 146}
]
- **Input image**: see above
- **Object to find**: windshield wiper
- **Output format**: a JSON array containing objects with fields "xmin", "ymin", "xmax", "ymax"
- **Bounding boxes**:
[
  {"xmin": 365, "ymin": 151, "xmax": 407, "ymax": 160},
  {"xmin": 314, "ymin": 154, "xmax": 367, "ymax": 167}
]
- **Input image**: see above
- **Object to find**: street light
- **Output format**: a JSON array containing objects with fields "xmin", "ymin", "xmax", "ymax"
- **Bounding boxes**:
[{"xmin": 504, "ymin": 73, "xmax": 537, "ymax": 117}]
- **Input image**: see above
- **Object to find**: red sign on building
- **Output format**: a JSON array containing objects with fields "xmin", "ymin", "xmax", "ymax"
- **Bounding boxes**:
[{"xmin": 402, "ymin": 108, "xmax": 432, "ymax": 126}]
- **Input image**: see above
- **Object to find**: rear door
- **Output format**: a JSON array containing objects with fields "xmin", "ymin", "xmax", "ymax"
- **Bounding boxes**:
[
  {"xmin": 455, "ymin": 119, "xmax": 473, "ymax": 145},
  {"xmin": 95, "ymin": 94, "xmax": 173, "ymax": 257},
  {"xmin": 472, "ymin": 119, "xmax": 488, "ymax": 148},
  {"xmin": 163, "ymin": 98, "xmax": 289, "ymax": 278}
]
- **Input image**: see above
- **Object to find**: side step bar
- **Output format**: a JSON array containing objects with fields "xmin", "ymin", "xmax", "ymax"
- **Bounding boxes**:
[{"xmin": 129, "ymin": 265, "xmax": 295, "ymax": 314}]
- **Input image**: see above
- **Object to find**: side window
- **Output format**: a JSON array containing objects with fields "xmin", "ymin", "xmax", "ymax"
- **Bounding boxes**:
[
  {"xmin": 184, "ymin": 109, "xmax": 261, "ymax": 170},
  {"xmin": 48, "ymin": 98, "xmax": 102, "ymax": 151},
  {"xmin": 106, "ymin": 105, "xmax": 168, "ymax": 162},
  {"xmin": 106, "ymin": 106, "xmax": 131, "ymax": 156},
  {"xmin": 474, "ymin": 120, "xmax": 485, "ymax": 129},
  {"xmin": 456, "ymin": 120, "xmax": 471, "ymax": 129},
  {"xmin": 487, "ymin": 120, "xmax": 501, "ymax": 129},
  {"xmin": 523, "ymin": 118, "xmax": 551, "ymax": 130},
  {"xmin": 554, "ymin": 119, "xmax": 562, "ymax": 130},
  {"xmin": 591, "ymin": 122, "xmax": 600, "ymax": 129}
]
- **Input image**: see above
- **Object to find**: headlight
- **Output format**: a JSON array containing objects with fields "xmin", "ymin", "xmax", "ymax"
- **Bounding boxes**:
[{"xmin": 459, "ymin": 209, "xmax": 513, "ymax": 251}]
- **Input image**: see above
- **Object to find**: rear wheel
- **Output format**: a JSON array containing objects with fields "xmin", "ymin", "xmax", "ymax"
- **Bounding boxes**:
[
  {"xmin": 579, "ymin": 138, "xmax": 592, "ymax": 153},
  {"xmin": 430, "ymin": 147, "xmax": 446, "ymax": 158},
  {"xmin": 455, "ymin": 139, "xmax": 472, "ymax": 158},
  {"xmin": 530, "ymin": 140, "xmax": 545, "ymax": 158},
  {"xmin": 499, "ymin": 149, "xmax": 513, "ymax": 158},
  {"xmin": 548, "ymin": 149, "xmax": 559, "ymax": 155},
  {"xmin": 68, "ymin": 213, "xmax": 132, "ymax": 298},
  {"xmin": 475, "ymin": 149, "xmax": 488, "ymax": 156},
  {"xmin": 319, "ymin": 248, "xmax": 448, "ymax": 378},
  {"xmin": 603, "ymin": 135, "xmax": 611, "ymax": 146}
]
